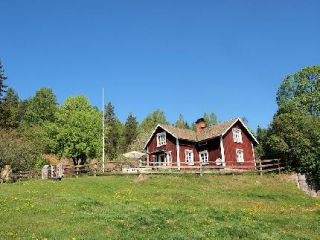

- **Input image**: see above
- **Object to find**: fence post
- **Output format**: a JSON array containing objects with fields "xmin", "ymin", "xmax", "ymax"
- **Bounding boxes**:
[
  {"xmin": 277, "ymin": 159, "xmax": 281, "ymax": 174},
  {"xmin": 200, "ymin": 162, "xmax": 203, "ymax": 176},
  {"xmin": 259, "ymin": 160, "xmax": 263, "ymax": 176}
]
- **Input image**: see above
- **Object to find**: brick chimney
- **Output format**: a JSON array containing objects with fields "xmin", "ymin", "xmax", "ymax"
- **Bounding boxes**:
[{"xmin": 195, "ymin": 118, "xmax": 206, "ymax": 135}]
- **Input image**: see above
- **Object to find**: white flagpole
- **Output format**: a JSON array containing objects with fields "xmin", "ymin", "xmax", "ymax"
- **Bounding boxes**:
[{"xmin": 102, "ymin": 88, "xmax": 105, "ymax": 173}]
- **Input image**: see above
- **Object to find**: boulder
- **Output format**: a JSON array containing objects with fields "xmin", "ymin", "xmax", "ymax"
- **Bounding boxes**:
[{"xmin": 0, "ymin": 165, "xmax": 12, "ymax": 182}]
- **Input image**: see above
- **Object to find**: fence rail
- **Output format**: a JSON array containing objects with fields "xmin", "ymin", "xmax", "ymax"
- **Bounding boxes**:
[{"xmin": 3, "ymin": 159, "xmax": 283, "ymax": 181}]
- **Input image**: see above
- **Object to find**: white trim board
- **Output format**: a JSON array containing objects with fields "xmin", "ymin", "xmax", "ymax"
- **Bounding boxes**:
[
  {"xmin": 221, "ymin": 118, "xmax": 259, "ymax": 145},
  {"xmin": 144, "ymin": 124, "xmax": 178, "ymax": 150}
]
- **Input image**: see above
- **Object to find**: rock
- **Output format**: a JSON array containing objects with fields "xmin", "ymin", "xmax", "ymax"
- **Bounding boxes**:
[
  {"xmin": 41, "ymin": 165, "xmax": 50, "ymax": 179},
  {"xmin": 0, "ymin": 165, "xmax": 12, "ymax": 182},
  {"xmin": 134, "ymin": 174, "xmax": 149, "ymax": 183},
  {"xmin": 56, "ymin": 163, "xmax": 64, "ymax": 178}
]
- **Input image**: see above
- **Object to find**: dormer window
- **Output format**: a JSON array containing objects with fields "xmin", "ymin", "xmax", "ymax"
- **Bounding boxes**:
[
  {"xmin": 232, "ymin": 128, "xmax": 243, "ymax": 143},
  {"xmin": 157, "ymin": 132, "xmax": 166, "ymax": 147}
]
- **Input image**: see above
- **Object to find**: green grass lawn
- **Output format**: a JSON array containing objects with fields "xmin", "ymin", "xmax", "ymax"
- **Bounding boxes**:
[{"xmin": 0, "ymin": 174, "xmax": 319, "ymax": 240}]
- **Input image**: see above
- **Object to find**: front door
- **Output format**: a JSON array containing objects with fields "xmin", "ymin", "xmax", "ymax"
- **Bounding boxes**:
[{"xmin": 159, "ymin": 154, "xmax": 165, "ymax": 165}]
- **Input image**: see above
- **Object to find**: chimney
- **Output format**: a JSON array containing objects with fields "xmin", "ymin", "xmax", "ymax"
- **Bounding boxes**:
[{"xmin": 195, "ymin": 118, "xmax": 206, "ymax": 135}]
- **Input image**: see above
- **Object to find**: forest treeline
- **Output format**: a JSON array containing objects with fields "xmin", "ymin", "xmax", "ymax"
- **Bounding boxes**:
[
  {"xmin": 0, "ymin": 60, "xmax": 218, "ymax": 170},
  {"xmin": 0, "ymin": 60, "xmax": 319, "ymax": 183}
]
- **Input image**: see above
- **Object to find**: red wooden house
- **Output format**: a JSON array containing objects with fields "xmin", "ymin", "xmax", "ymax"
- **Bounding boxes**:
[{"xmin": 144, "ymin": 118, "xmax": 258, "ymax": 169}]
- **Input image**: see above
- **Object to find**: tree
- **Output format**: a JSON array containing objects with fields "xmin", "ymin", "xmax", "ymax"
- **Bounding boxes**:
[
  {"xmin": 0, "ymin": 88, "xmax": 19, "ymax": 128},
  {"xmin": 276, "ymin": 66, "xmax": 320, "ymax": 116},
  {"xmin": 17, "ymin": 99, "xmax": 30, "ymax": 123},
  {"xmin": 0, "ymin": 60, "xmax": 8, "ymax": 102},
  {"xmin": 24, "ymin": 87, "xmax": 58, "ymax": 125},
  {"xmin": 104, "ymin": 102, "xmax": 123, "ymax": 160},
  {"xmin": 255, "ymin": 126, "xmax": 268, "ymax": 160},
  {"xmin": 174, "ymin": 114, "xmax": 190, "ymax": 129},
  {"xmin": 0, "ymin": 129, "xmax": 42, "ymax": 171},
  {"xmin": 268, "ymin": 103, "xmax": 320, "ymax": 174},
  {"xmin": 139, "ymin": 109, "xmax": 169, "ymax": 133},
  {"xmin": 52, "ymin": 96, "xmax": 102, "ymax": 165},
  {"xmin": 203, "ymin": 112, "xmax": 218, "ymax": 126},
  {"xmin": 123, "ymin": 113, "xmax": 138, "ymax": 152}
]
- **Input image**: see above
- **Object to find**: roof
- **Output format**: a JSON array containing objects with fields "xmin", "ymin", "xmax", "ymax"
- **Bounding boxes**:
[
  {"xmin": 197, "ymin": 118, "xmax": 238, "ymax": 141},
  {"xmin": 144, "ymin": 118, "xmax": 258, "ymax": 149},
  {"xmin": 158, "ymin": 124, "xmax": 197, "ymax": 141}
]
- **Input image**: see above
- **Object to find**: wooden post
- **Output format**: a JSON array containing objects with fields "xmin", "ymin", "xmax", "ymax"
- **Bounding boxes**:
[
  {"xmin": 75, "ymin": 165, "xmax": 79, "ymax": 177},
  {"xmin": 200, "ymin": 162, "xmax": 203, "ymax": 176},
  {"xmin": 277, "ymin": 159, "xmax": 281, "ymax": 174},
  {"xmin": 259, "ymin": 159, "xmax": 263, "ymax": 176}
]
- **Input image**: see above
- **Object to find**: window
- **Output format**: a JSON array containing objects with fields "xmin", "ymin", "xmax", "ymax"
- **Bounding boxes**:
[
  {"xmin": 199, "ymin": 150, "xmax": 209, "ymax": 165},
  {"xmin": 157, "ymin": 132, "xmax": 166, "ymax": 147},
  {"xmin": 236, "ymin": 149, "xmax": 244, "ymax": 163},
  {"xmin": 185, "ymin": 149, "xmax": 194, "ymax": 165},
  {"xmin": 165, "ymin": 151, "xmax": 172, "ymax": 166},
  {"xmin": 232, "ymin": 128, "xmax": 243, "ymax": 143}
]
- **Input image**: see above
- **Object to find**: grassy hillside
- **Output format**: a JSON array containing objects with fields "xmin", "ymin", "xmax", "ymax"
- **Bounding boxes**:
[{"xmin": 0, "ymin": 174, "xmax": 319, "ymax": 240}]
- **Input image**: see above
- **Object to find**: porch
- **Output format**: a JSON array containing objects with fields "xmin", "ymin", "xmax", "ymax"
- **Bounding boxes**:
[{"xmin": 148, "ymin": 150, "xmax": 173, "ymax": 167}]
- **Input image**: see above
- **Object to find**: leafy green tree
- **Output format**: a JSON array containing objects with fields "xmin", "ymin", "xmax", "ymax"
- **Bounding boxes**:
[
  {"xmin": 52, "ymin": 96, "xmax": 102, "ymax": 165},
  {"xmin": 0, "ymin": 60, "xmax": 8, "ymax": 102},
  {"xmin": 139, "ymin": 109, "xmax": 169, "ymax": 133},
  {"xmin": 174, "ymin": 114, "xmax": 190, "ymax": 129},
  {"xmin": 104, "ymin": 102, "xmax": 123, "ymax": 160},
  {"xmin": 276, "ymin": 66, "xmax": 320, "ymax": 116},
  {"xmin": 269, "ymin": 103, "xmax": 320, "ymax": 174},
  {"xmin": 123, "ymin": 113, "xmax": 138, "ymax": 152},
  {"xmin": 24, "ymin": 87, "xmax": 58, "ymax": 125},
  {"xmin": 0, "ymin": 88, "xmax": 19, "ymax": 128},
  {"xmin": 255, "ymin": 126, "xmax": 268, "ymax": 160}
]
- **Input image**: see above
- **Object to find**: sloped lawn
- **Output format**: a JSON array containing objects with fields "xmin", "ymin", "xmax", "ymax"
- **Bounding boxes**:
[{"xmin": 0, "ymin": 174, "xmax": 319, "ymax": 239}]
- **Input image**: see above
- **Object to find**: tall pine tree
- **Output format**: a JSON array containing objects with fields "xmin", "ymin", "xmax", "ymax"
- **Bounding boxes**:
[
  {"xmin": 104, "ymin": 102, "xmax": 123, "ymax": 160},
  {"xmin": 123, "ymin": 113, "xmax": 138, "ymax": 152},
  {"xmin": 0, "ymin": 60, "xmax": 8, "ymax": 102},
  {"xmin": 174, "ymin": 114, "xmax": 190, "ymax": 129},
  {"xmin": 0, "ymin": 88, "xmax": 20, "ymax": 128}
]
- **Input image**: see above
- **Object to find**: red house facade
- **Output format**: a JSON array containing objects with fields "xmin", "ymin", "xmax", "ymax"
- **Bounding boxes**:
[{"xmin": 144, "ymin": 118, "xmax": 258, "ymax": 169}]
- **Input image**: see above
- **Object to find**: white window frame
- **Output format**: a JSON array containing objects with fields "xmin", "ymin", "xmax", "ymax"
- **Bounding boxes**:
[
  {"xmin": 199, "ymin": 150, "xmax": 209, "ymax": 165},
  {"xmin": 165, "ymin": 151, "xmax": 172, "ymax": 166},
  {"xmin": 156, "ymin": 132, "xmax": 166, "ymax": 147},
  {"xmin": 184, "ymin": 149, "xmax": 194, "ymax": 165},
  {"xmin": 236, "ymin": 149, "xmax": 244, "ymax": 163},
  {"xmin": 232, "ymin": 128, "xmax": 243, "ymax": 143}
]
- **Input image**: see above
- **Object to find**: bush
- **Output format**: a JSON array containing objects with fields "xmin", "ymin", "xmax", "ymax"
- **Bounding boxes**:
[
  {"xmin": 0, "ymin": 129, "xmax": 42, "ymax": 171},
  {"xmin": 34, "ymin": 156, "xmax": 49, "ymax": 169}
]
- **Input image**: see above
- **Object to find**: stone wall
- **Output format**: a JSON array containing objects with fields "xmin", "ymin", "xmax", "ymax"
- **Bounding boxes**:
[{"xmin": 291, "ymin": 173, "xmax": 320, "ymax": 198}]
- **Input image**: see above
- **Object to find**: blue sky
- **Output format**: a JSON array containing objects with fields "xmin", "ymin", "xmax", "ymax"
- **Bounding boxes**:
[{"xmin": 1, "ymin": 0, "xmax": 320, "ymax": 131}]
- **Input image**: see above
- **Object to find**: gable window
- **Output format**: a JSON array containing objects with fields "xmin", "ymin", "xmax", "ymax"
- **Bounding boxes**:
[
  {"xmin": 185, "ymin": 149, "xmax": 194, "ymax": 165},
  {"xmin": 232, "ymin": 128, "xmax": 243, "ymax": 143},
  {"xmin": 236, "ymin": 149, "xmax": 244, "ymax": 163},
  {"xmin": 199, "ymin": 150, "xmax": 209, "ymax": 165},
  {"xmin": 157, "ymin": 132, "xmax": 166, "ymax": 147}
]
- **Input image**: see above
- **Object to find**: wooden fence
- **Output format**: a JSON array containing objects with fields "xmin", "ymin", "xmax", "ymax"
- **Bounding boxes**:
[
  {"xmin": 257, "ymin": 159, "xmax": 284, "ymax": 175},
  {"xmin": 5, "ymin": 159, "xmax": 284, "ymax": 181}
]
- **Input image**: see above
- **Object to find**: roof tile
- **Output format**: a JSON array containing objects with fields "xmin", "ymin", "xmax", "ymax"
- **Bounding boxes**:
[{"xmin": 159, "ymin": 118, "xmax": 238, "ymax": 142}]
